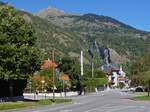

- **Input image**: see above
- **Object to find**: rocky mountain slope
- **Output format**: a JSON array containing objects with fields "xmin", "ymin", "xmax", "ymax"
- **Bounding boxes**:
[
  {"xmin": 1, "ymin": 2, "xmax": 150, "ymax": 67},
  {"xmin": 36, "ymin": 7, "xmax": 150, "ymax": 63}
]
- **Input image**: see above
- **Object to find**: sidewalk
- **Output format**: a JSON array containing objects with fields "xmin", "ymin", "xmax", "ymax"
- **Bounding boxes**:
[{"xmin": 23, "ymin": 92, "xmax": 78, "ymax": 100}]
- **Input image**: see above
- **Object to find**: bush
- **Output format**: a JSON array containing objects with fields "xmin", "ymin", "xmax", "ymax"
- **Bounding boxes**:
[
  {"xmin": 54, "ymin": 99, "xmax": 72, "ymax": 103},
  {"xmin": 118, "ymin": 82, "xmax": 125, "ymax": 89},
  {"xmin": 38, "ymin": 99, "xmax": 52, "ymax": 105},
  {"xmin": 84, "ymin": 77, "xmax": 107, "ymax": 92}
]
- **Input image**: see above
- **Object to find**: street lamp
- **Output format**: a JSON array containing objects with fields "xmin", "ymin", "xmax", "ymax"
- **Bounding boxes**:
[
  {"xmin": 29, "ymin": 79, "xmax": 32, "ymax": 93},
  {"xmin": 41, "ymin": 80, "xmax": 45, "ymax": 93},
  {"xmin": 52, "ymin": 49, "xmax": 55, "ymax": 100},
  {"xmin": 40, "ymin": 49, "xmax": 57, "ymax": 100}
]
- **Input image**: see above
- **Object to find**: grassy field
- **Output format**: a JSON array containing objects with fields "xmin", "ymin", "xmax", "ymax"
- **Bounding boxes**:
[{"xmin": 0, "ymin": 99, "xmax": 72, "ymax": 111}]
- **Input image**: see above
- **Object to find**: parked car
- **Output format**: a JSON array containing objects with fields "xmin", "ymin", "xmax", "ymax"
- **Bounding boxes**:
[
  {"xmin": 128, "ymin": 87, "xmax": 136, "ymax": 92},
  {"xmin": 135, "ymin": 86, "xmax": 145, "ymax": 92}
]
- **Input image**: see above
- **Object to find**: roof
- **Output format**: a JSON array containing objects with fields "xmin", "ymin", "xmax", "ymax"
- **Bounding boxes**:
[
  {"xmin": 41, "ymin": 59, "xmax": 57, "ymax": 69},
  {"xmin": 117, "ymin": 76, "xmax": 126, "ymax": 81}
]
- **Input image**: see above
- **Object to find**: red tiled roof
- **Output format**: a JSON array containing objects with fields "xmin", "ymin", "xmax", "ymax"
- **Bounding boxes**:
[
  {"xmin": 117, "ymin": 76, "xmax": 126, "ymax": 81},
  {"xmin": 41, "ymin": 59, "xmax": 57, "ymax": 69}
]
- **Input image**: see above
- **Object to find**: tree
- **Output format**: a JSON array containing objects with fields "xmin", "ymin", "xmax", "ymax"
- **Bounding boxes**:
[
  {"xmin": 84, "ymin": 69, "xmax": 106, "ymax": 78},
  {"xmin": 58, "ymin": 56, "xmax": 81, "ymax": 91},
  {"xmin": 131, "ymin": 53, "xmax": 150, "ymax": 96},
  {"xmin": 118, "ymin": 82, "xmax": 125, "ymax": 89},
  {"xmin": 0, "ymin": 6, "xmax": 41, "ymax": 97},
  {"xmin": 82, "ymin": 68, "xmax": 107, "ymax": 92},
  {"xmin": 31, "ymin": 69, "xmax": 55, "ymax": 93},
  {"xmin": 0, "ymin": 6, "xmax": 41, "ymax": 80}
]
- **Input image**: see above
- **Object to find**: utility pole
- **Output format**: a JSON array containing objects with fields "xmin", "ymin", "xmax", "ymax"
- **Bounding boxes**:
[
  {"xmin": 92, "ymin": 61, "xmax": 94, "ymax": 78},
  {"xmin": 148, "ymin": 79, "xmax": 150, "ymax": 97},
  {"xmin": 79, "ymin": 51, "xmax": 84, "ymax": 95},
  {"xmin": 81, "ymin": 51, "xmax": 83, "ymax": 76},
  {"xmin": 52, "ymin": 49, "xmax": 55, "ymax": 100}
]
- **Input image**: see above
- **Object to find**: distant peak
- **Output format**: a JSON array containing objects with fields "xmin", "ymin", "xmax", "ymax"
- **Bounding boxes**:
[
  {"xmin": 46, "ymin": 6, "xmax": 65, "ymax": 14},
  {"xmin": 37, "ymin": 6, "xmax": 67, "ymax": 17}
]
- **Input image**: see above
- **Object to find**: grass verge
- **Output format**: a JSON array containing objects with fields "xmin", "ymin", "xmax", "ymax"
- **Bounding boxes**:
[
  {"xmin": 0, "ymin": 99, "xmax": 72, "ymax": 111},
  {"xmin": 133, "ymin": 95, "xmax": 150, "ymax": 101}
]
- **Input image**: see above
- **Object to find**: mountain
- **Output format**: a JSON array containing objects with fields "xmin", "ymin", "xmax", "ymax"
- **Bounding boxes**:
[
  {"xmin": 37, "ymin": 6, "xmax": 68, "ymax": 17},
  {"xmin": 36, "ymin": 8, "xmax": 150, "ymax": 60},
  {"xmin": 1, "ymin": 3, "xmax": 150, "ymax": 67}
]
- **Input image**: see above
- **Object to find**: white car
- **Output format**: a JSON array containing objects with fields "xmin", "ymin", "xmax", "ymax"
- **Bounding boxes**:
[{"xmin": 128, "ymin": 87, "xmax": 136, "ymax": 91}]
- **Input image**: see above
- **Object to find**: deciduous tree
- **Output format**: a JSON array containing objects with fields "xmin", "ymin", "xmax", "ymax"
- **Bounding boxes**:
[{"xmin": 0, "ymin": 6, "xmax": 41, "ymax": 80}]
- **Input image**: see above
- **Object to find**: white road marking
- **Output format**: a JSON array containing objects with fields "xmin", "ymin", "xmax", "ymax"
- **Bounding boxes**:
[
  {"xmin": 140, "ymin": 106, "xmax": 146, "ymax": 109},
  {"xmin": 74, "ymin": 102, "xmax": 81, "ymax": 105},
  {"xmin": 60, "ymin": 109, "xmax": 73, "ymax": 112},
  {"xmin": 106, "ymin": 105, "xmax": 136, "ymax": 112},
  {"xmin": 85, "ymin": 108, "xmax": 98, "ymax": 112}
]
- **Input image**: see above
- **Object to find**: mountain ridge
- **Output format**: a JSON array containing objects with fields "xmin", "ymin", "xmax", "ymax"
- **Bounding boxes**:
[
  {"xmin": 36, "ymin": 7, "xmax": 147, "ymax": 32},
  {"xmin": 1, "ymin": 3, "xmax": 150, "ymax": 68},
  {"xmin": 35, "ymin": 7, "xmax": 150, "ymax": 64}
]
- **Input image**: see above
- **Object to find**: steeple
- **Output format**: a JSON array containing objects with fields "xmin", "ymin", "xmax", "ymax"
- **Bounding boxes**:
[{"xmin": 119, "ymin": 66, "xmax": 126, "ymax": 77}]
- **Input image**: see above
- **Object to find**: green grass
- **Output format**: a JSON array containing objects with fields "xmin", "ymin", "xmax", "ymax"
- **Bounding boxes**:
[
  {"xmin": 53, "ymin": 99, "xmax": 72, "ymax": 104},
  {"xmin": 0, "ymin": 101, "xmax": 38, "ymax": 110},
  {"xmin": 133, "ymin": 95, "xmax": 150, "ymax": 101},
  {"xmin": 134, "ymin": 92, "xmax": 147, "ymax": 96},
  {"xmin": 38, "ymin": 99, "xmax": 72, "ymax": 105},
  {"xmin": 0, "ymin": 99, "xmax": 72, "ymax": 111},
  {"xmin": 38, "ymin": 99, "xmax": 53, "ymax": 105},
  {"xmin": 132, "ymin": 92, "xmax": 150, "ymax": 101}
]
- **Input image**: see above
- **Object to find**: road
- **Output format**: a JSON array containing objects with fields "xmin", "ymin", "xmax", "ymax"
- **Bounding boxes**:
[{"xmin": 5, "ymin": 90, "xmax": 150, "ymax": 112}]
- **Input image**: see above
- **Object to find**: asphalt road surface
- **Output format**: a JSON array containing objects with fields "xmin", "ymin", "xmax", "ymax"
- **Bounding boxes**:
[{"xmin": 5, "ymin": 90, "xmax": 150, "ymax": 112}]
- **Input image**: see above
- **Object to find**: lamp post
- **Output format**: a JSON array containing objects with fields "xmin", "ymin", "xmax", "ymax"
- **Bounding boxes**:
[
  {"xmin": 41, "ymin": 50, "xmax": 57, "ymax": 100},
  {"xmin": 29, "ymin": 79, "xmax": 32, "ymax": 93},
  {"xmin": 41, "ymin": 80, "xmax": 45, "ymax": 93},
  {"xmin": 52, "ymin": 49, "xmax": 55, "ymax": 100}
]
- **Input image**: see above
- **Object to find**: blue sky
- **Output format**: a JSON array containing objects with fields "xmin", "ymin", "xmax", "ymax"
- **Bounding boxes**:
[{"xmin": 1, "ymin": 0, "xmax": 150, "ymax": 31}]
